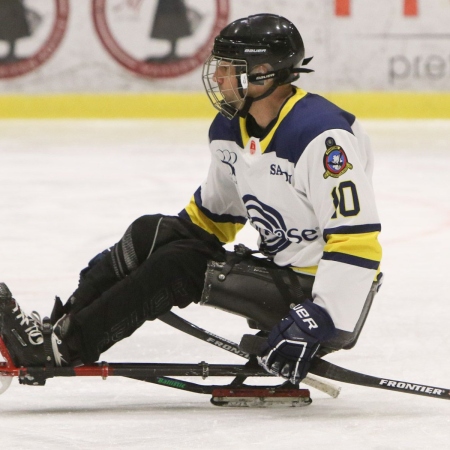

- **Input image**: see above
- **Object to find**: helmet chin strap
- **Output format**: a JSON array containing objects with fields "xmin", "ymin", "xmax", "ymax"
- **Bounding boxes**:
[
  {"xmin": 237, "ymin": 82, "xmax": 278, "ymax": 118},
  {"xmin": 233, "ymin": 58, "xmax": 314, "ymax": 119},
  {"xmin": 236, "ymin": 65, "xmax": 308, "ymax": 118}
]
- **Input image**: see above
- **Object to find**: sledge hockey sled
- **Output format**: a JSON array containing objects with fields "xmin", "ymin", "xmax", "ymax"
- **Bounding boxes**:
[
  {"xmin": 2, "ymin": 311, "xmax": 450, "ymax": 407},
  {"xmin": 0, "ymin": 311, "xmax": 330, "ymax": 408}
]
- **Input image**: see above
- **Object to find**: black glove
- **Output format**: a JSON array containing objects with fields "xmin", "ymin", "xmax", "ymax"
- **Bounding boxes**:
[{"xmin": 258, "ymin": 300, "xmax": 336, "ymax": 384}]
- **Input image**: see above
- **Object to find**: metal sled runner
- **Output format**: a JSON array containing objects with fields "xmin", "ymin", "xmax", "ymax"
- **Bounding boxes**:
[{"xmin": 1, "ymin": 312, "xmax": 450, "ymax": 407}]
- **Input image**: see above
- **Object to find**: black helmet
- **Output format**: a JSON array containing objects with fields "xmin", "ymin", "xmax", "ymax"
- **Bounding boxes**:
[
  {"xmin": 213, "ymin": 14, "xmax": 306, "ymax": 85},
  {"xmin": 202, "ymin": 14, "xmax": 313, "ymax": 119}
]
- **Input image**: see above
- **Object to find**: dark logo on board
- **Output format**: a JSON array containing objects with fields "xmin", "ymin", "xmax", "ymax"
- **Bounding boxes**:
[
  {"xmin": 0, "ymin": 0, "xmax": 69, "ymax": 79},
  {"xmin": 93, "ymin": 0, "xmax": 229, "ymax": 78}
]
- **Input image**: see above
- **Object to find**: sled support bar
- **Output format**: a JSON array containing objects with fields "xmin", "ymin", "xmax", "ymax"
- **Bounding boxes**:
[{"xmin": 0, "ymin": 361, "xmax": 273, "ymax": 381}]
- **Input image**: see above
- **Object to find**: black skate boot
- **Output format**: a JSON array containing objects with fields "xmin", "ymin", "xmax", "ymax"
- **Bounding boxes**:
[{"xmin": 0, "ymin": 282, "xmax": 70, "ymax": 369}]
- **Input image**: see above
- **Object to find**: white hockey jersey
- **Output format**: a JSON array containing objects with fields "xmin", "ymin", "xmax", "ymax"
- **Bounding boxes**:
[{"xmin": 181, "ymin": 87, "xmax": 382, "ymax": 333}]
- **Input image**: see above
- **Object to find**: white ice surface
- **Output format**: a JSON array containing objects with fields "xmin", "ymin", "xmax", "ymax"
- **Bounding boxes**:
[{"xmin": 0, "ymin": 119, "xmax": 450, "ymax": 449}]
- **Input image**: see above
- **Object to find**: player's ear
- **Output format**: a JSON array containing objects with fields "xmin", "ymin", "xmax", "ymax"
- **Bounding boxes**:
[{"xmin": 250, "ymin": 64, "xmax": 268, "ymax": 73}]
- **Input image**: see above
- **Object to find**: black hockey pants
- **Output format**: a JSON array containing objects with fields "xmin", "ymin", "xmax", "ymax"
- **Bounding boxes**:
[{"xmin": 65, "ymin": 215, "xmax": 225, "ymax": 363}]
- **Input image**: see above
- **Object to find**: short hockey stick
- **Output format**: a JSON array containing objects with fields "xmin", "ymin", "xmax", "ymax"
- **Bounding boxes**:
[
  {"xmin": 158, "ymin": 311, "xmax": 250, "ymax": 358},
  {"xmin": 240, "ymin": 334, "xmax": 450, "ymax": 401},
  {"xmin": 158, "ymin": 311, "xmax": 341, "ymax": 398}
]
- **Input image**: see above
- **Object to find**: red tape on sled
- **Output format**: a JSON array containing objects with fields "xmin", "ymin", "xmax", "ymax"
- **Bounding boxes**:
[
  {"xmin": 0, "ymin": 336, "xmax": 19, "ymax": 375},
  {"xmin": 212, "ymin": 387, "xmax": 311, "ymax": 398}
]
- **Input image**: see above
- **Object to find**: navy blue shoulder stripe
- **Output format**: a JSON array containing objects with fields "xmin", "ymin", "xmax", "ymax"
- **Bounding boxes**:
[
  {"xmin": 265, "ymin": 93, "xmax": 356, "ymax": 165},
  {"xmin": 209, "ymin": 113, "xmax": 243, "ymax": 147},
  {"xmin": 323, "ymin": 224, "xmax": 382, "ymax": 239},
  {"xmin": 322, "ymin": 251, "xmax": 380, "ymax": 270},
  {"xmin": 178, "ymin": 209, "xmax": 191, "ymax": 221},
  {"xmin": 194, "ymin": 187, "xmax": 247, "ymax": 225}
]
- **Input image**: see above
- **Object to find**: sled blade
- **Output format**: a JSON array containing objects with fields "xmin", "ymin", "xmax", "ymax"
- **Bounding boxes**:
[
  {"xmin": 0, "ymin": 369, "xmax": 12, "ymax": 395},
  {"xmin": 211, "ymin": 387, "xmax": 312, "ymax": 407}
]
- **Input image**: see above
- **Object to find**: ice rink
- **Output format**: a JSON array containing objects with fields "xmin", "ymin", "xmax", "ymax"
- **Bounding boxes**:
[{"xmin": 0, "ymin": 118, "xmax": 449, "ymax": 449}]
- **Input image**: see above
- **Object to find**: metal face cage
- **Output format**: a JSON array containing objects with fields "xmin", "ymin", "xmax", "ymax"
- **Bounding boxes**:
[{"xmin": 202, "ymin": 55, "xmax": 248, "ymax": 120}]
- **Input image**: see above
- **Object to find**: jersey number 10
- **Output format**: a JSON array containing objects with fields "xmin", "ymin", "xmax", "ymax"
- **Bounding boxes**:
[{"xmin": 331, "ymin": 181, "xmax": 360, "ymax": 218}]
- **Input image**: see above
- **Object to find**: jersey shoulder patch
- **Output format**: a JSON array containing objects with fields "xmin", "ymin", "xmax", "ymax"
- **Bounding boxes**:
[{"xmin": 322, "ymin": 137, "xmax": 353, "ymax": 179}]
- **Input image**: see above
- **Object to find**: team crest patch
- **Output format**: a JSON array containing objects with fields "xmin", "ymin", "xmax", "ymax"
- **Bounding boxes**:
[{"xmin": 323, "ymin": 137, "xmax": 353, "ymax": 179}]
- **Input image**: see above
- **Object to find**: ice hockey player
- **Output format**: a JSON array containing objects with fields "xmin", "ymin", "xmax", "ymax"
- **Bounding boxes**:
[{"xmin": 0, "ymin": 13, "xmax": 382, "ymax": 386}]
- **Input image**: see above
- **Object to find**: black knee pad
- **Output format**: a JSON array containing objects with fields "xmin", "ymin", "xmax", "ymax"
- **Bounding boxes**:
[
  {"xmin": 116, "ymin": 215, "xmax": 224, "ymax": 276},
  {"xmin": 200, "ymin": 251, "xmax": 314, "ymax": 331}
]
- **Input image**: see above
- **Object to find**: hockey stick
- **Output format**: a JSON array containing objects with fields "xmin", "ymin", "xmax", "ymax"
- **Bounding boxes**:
[
  {"xmin": 158, "ymin": 311, "xmax": 341, "ymax": 398},
  {"xmin": 159, "ymin": 312, "xmax": 250, "ymax": 358},
  {"xmin": 240, "ymin": 334, "xmax": 450, "ymax": 401}
]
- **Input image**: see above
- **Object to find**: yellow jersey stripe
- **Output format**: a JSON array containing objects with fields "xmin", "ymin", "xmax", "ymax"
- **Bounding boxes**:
[
  {"xmin": 184, "ymin": 199, "xmax": 244, "ymax": 244},
  {"xmin": 324, "ymin": 231, "xmax": 382, "ymax": 263},
  {"xmin": 291, "ymin": 266, "xmax": 318, "ymax": 276},
  {"xmin": 239, "ymin": 88, "xmax": 308, "ymax": 152}
]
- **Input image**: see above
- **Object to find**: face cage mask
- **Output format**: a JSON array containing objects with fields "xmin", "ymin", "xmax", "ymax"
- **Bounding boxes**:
[{"xmin": 202, "ymin": 55, "xmax": 249, "ymax": 120}]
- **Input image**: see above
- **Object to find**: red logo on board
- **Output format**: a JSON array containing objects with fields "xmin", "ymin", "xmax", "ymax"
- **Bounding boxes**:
[
  {"xmin": 0, "ymin": 0, "xmax": 69, "ymax": 79},
  {"xmin": 93, "ymin": 0, "xmax": 229, "ymax": 78}
]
